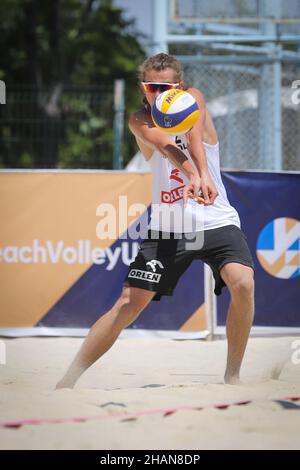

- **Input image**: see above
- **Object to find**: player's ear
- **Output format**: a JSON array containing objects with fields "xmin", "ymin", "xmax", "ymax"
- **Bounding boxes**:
[
  {"xmin": 139, "ymin": 83, "xmax": 145, "ymax": 95},
  {"xmin": 179, "ymin": 81, "xmax": 185, "ymax": 90},
  {"xmin": 142, "ymin": 96, "xmax": 151, "ymax": 112}
]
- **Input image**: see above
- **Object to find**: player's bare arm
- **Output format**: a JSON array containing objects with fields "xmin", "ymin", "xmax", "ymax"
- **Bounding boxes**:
[
  {"xmin": 186, "ymin": 87, "xmax": 218, "ymax": 205},
  {"xmin": 129, "ymin": 110, "xmax": 205, "ymax": 205}
]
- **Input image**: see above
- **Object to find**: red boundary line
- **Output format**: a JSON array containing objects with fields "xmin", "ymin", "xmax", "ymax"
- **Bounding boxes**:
[{"xmin": 1, "ymin": 396, "xmax": 299, "ymax": 429}]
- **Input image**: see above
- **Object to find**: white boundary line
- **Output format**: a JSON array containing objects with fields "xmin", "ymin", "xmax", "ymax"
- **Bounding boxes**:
[
  {"xmin": 0, "ymin": 327, "xmax": 210, "ymax": 339},
  {"xmin": 215, "ymin": 326, "xmax": 300, "ymax": 336},
  {"xmin": 0, "ymin": 326, "xmax": 299, "ymax": 338}
]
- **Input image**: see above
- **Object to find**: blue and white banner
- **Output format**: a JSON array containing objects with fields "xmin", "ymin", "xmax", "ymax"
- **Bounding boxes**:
[
  {"xmin": 1, "ymin": 170, "xmax": 299, "ymax": 336},
  {"xmin": 218, "ymin": 171, "xmax": 300, "ymax": 330},
  {"xmin": 0, "ymin": 171, "xmax": 206, "ymax": 336}
]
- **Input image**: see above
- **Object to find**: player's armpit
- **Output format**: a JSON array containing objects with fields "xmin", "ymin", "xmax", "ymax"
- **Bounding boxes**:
[{"xmin": 129, "ymin": 112, "xmax": 175, "ymax": 152}]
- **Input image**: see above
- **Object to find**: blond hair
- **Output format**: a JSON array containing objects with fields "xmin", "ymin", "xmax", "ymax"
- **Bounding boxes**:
[{"xmin": 138, "ymin": 53, "xmax": 184, "ymax": 83}]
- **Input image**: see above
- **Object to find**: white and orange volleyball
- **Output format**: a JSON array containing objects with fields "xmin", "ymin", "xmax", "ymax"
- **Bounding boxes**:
[{"xmin": 151, "ymin": 89, "xmax": 200, "ymax": 135}]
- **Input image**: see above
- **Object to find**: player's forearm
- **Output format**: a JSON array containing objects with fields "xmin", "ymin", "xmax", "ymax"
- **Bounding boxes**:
[
  {"xmin": 187, "ymin": 128, "xmax": 209, "ymax": 177},
  {"xmin": 188, "ymin": 135, "xmax": 218, "ymax": 205},
  {"xmin": 161, "ymin": 144, "xmax": 197, "ymax": 180},
  {"xmin": 189, "ymin": 145, "xmax": 209, "ymax": 177}
]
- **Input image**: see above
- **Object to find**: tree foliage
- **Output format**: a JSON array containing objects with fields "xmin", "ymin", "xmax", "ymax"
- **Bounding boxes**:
[{"xmin": 0, "ymin": 0, "xmax": 145, "ymax": 168}]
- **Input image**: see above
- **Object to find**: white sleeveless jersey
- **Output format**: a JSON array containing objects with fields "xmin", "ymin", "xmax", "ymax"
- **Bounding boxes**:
[{"xmin": 148, "ymin": 134, "xmax": 240, "ymax": 233}]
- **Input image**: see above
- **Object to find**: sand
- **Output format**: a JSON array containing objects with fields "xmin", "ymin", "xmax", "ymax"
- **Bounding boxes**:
[{"xmin": 0, "ymin": 335, "xmax": 300, "ymax": 450}]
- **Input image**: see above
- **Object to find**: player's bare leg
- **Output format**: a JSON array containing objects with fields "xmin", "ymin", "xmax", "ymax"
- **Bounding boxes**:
[
  {"xmin": 220, "ymin": 263, "xmax": 254, "ymax": 385},
  {"xmin": 56, "ymin": 287, "xmax": 155, "ymax": 389}
]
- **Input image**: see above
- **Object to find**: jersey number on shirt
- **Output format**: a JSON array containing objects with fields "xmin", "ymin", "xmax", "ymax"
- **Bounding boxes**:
[{"xmin": 175, "ymin": 136, "xmax": 187, "ymax": 151}]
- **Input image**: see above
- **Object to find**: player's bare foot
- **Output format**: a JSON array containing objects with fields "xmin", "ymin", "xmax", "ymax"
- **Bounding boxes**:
[
  {"xmin": 55, "ymin": 379, "xmax": 75, "ymax": 389},
  {"xmin": 224, "ymin": 374, "xmax": 242, "ymax": 385},
  {"xmin": 56, "ymin": 364, "xmax": 87, "ymax": 389}
]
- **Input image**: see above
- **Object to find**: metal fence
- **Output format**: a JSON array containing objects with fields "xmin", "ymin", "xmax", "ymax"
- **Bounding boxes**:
[
  {"xmin": 1, "ymin": 65, "xmax": 300, "ymax": 171},
  {"xmin": 166, "ymin": 0, "xmax": 300, "ymax": 171},
  {"xmin": 0, "ymin": 84, "xmax": 115, "ymax": 169},
  {"xmin": 181, "ymin": 58, "xmax": 300, "ymax": 171}
]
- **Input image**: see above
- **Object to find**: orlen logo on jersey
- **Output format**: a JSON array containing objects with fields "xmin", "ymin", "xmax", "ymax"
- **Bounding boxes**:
[
  {"xmin": 169, "ymin": 168, "xmax": 184, "ymax": 184},
  {"xmin": 161, "ymin": 185, "xmax": 185, "ymax": 204},
  {"xmin": 161, "ymin": 169, "xmax": 185, "ymax": 204}
]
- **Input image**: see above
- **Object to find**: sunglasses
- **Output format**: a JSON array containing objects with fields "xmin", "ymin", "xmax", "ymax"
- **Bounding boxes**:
[{"xmin": 141, "ymin": 82, "xmax": 179, "ymax": 93}]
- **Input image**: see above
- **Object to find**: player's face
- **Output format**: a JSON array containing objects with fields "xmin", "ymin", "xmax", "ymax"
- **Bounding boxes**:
[{"xmin": 141, "ymin": 67, "xmax": 181, "ymax": 108}]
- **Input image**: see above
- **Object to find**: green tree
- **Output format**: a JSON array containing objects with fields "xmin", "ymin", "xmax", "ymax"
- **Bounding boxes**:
[{"xmin": 0, "ymin": 0, "xmax": 145, "ymax": 168}]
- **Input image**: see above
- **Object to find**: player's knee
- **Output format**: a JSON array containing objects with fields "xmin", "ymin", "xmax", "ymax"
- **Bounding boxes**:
[
  {"xmin": 230, "ymin": 275, "xmax": 254, "ymax": 299},
  {"xmin": 118, "ymin": 300, "xmax": 141, "ymax": 328},
  {"xmin": 115, "ymin": 290, "xmax": 142, "ymax": 328},
  {"xmin": 118, "ymin": 287, "xmax": 130, "ymax": 306}
]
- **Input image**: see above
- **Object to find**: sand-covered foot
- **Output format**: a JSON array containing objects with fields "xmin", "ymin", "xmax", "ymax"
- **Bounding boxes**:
[
  {"xmin": 55, "ymin": 379, "xmax": 75, "ymax": 389},
  {"xmin": 224, "ymin": 374, "xmax": 242, "ymax": 385}
]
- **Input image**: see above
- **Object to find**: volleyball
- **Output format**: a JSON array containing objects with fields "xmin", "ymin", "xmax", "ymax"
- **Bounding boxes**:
[{"xmin": 151, "ymin": 89, "xmax": 200, "ymax": 135}]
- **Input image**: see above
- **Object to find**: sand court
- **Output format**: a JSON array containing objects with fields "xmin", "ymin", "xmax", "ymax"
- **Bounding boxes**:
[{"xmin": 0, "ymin": 335, "xmax": 300, "ymax": 450}]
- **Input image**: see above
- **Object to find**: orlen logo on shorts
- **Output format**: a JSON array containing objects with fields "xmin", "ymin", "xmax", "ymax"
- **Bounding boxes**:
[
  {"xmin": 146, "ymin": 259, "xmax": 164, "ymax": 272},
  {"xmin": 128, "ymin": 269, "xmax": 162, "ymax": 283},
  {"xmin": 128, "ymin": 259, "xmax": 164, "ymax": 283},
  {"xmin": 256, "ymin": 217, "xmax": 300, "ymax": 279}
]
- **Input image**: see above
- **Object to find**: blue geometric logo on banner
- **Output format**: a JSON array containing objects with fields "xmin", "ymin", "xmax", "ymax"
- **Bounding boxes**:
[{"xmin": 256, "ymin": 218, "xmax": 300, "ymax": 279}]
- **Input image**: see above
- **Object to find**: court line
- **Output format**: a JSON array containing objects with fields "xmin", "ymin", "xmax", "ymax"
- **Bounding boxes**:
[{"xmin": 1, "ymin": 396, "xmax": 299, "ymax": 429}]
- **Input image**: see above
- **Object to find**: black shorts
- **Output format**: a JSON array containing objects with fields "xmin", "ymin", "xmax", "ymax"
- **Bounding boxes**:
[{"xmin": 124, "ymin": 224, "xmax": 254, "ymax": 300}]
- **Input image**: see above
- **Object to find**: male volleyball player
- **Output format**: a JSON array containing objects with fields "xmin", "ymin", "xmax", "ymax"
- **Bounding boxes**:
[{"xmin": 57, "ymin": 53, "xmax": 254, "ymax": 389}]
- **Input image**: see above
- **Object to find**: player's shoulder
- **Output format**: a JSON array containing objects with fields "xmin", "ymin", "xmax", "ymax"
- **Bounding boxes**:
[
  {"xmin": 129, "ymin": 108, "xmax": 153, "ymax": 130},
  {"xmin": 186, "ymin": 87, "xmax": 206, "ymax": 106}
]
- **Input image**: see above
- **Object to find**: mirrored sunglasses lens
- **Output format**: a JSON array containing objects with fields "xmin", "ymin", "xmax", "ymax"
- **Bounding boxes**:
[{"xmin": 144, "ymin": 83, "xmax": 174, "ymax": 93}]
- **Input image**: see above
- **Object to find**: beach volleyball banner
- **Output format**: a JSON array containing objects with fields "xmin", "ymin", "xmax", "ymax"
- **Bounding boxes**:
[
  {"xmin": 217, "ymin": 171, "xmax": 300, "ymax": 330},
  {"xmin": 1, "ymin": 170, "xmax": 299, "ymax": 335},
  {"xmin": 0, "ymin": 171, "xmax": 206, "ymax": 334}
]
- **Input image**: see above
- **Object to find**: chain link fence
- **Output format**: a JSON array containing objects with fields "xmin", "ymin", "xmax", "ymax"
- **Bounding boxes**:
[
  {"xmin": 181, "ymin": 59, "xmax": 300, "ymax": 170},
  {"xmin": 1, "ymin": 65, "xmax": 300, "ymax": 171},
  {"xmin": 0, "ymin": 84, "xmax": 114, "ymax": 169},
  {"xmin": 282, "ymin": 63, "xmax": 300, "ymax": 170}
]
